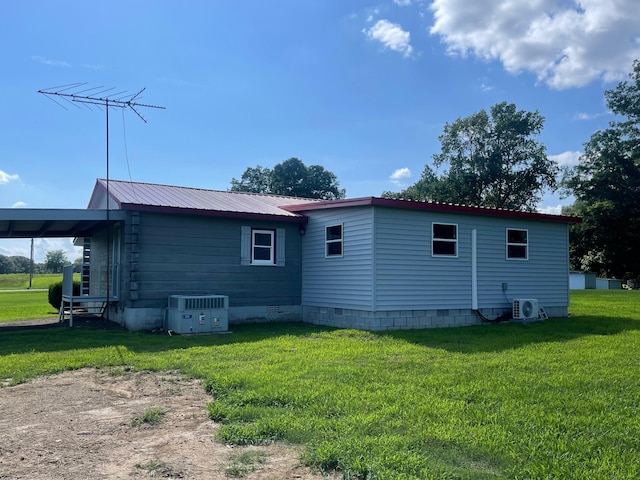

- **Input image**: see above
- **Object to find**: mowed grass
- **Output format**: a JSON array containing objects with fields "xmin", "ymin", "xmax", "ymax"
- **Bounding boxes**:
[
  {"xmin": 0, "ymin": 273, "xmax": 64, "ymax": 290},
  {"xmin": 1, "ymin": 290, "xmax": 639, "ymax": 479},
  {"xmin": 0, "ymin": 273, "xmax": 80, "ymax": 322},
  {"xmin": 0, "ymin": 290, "xmax": 59, "ymax": 322}
]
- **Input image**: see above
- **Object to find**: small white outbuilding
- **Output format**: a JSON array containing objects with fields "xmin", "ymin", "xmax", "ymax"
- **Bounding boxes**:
[
  {"xmin": 569, "ymin": 271, "xmax": 596, "ymax": 290},
  {"xmin": 596, "ymin": 278, "xmax": 623, "ymax": 290}
]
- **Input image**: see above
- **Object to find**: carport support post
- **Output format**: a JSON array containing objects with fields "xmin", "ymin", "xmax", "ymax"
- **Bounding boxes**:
[{"xmin": 29, "ymin": 238, "xmax": 34, "ymax": 289}]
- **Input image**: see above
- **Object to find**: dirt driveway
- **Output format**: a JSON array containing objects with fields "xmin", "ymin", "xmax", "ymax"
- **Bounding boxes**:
[{"xmin": 0, "ymin": 368, "xmax": 333, "ymax": 479}]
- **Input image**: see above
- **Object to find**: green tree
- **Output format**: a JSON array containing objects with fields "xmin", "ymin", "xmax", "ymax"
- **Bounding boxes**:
[
  {"xmin": 11, "ymin": 255, "xmax": 32, "ymax": 273},
  {"xmin": 0, "ymin": 255, "xmax": 17, "ymax": 274},
  {"xmin": 230, "ymin": 158, "xmax": 345, "ymax": 200},
  {"xmin": 270, "ymin": 158, "xmax": 309, "ymax": 197},
  {"xmin": 44, "ymin": 249, "xmax": 68, "ymax": 274},
  {"xmin": 229, "ymin": 165, "xmax": 272, "ymax": 194},
  {"xmin": 384, "ymin": 102, "xmax": 558, "ymax": 211},
  {"xmin": 563, "ymin": 61, "xmax": 640, "ymax": 281}
]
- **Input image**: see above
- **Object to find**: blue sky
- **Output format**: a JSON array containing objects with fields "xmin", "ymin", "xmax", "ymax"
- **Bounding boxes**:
[{"xmin": 1, "ymin": 0, "xmax": 639, "ymax": 261}]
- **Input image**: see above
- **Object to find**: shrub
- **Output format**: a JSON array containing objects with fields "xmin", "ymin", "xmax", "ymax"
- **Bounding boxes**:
[{"xmin": 48, "ymin": 280, "xmax": 80, "ymax": 310}]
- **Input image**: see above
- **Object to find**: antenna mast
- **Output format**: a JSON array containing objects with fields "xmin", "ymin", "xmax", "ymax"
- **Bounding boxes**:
[{"xmin": 38, "ymin": 83, "xmax": 165, "ymax": 321}]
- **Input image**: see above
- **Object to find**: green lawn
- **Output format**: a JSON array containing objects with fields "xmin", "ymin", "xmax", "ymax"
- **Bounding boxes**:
[
  {"xmin": 1, "ymin": 290, "xmax": 638, "ymax": 479},
  {"xmin": 0, "ymin": 273, "xmax": 64, "ymax": 290},
  {"xmin": 0, "ymin": 290, "xmax": 59, "ymax": 322},
  {"xmin": 0, "ymin": 273, "xmax": 80, "ymax": 322}
]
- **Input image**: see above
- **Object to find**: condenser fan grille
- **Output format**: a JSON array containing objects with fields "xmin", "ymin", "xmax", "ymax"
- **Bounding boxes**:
[{"xmin": 513, "ymin": 299, "xmax": 539, "ymax": 319}]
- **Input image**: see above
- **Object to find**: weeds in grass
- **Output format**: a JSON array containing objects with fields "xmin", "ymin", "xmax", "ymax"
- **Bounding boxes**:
[
  {"xmin": 224, "ymin": 450, "xmax": 268, "ymax": 478},
  {"xmin": 107, "ymin": 366, "xmax": 133, "ymax": 376},
  {"xmin": 132, "ymin": 406, "xmax": 166, "ymax": 426},
  {"xmin": 134, "ymin": 460, "xmax": 180, "ymax": 477}
]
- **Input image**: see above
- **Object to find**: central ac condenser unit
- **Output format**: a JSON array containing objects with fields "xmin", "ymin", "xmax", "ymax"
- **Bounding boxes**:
[
  {"xmin": 167, "ymin": 294, "xmax": 229, "ymax": 334},
  {"xmin": 512, "ymin": 299, "xmax": 539, "ymax": 320}
]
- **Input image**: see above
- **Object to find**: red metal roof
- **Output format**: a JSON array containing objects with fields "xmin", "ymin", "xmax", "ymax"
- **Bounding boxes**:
[
  {"xmin": 89, "ymin": 180, "xmax": 580, "ymax": 224},
  {"xmin": 283, "ymin": 196, "xmax": 582, "ymax": 223},
  {"xmin": 90, "ymin": 179, "xmax": 322, "ymax": 222}
]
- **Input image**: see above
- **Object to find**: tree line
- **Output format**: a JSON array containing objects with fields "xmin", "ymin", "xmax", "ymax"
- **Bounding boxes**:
[
  {"xmin": 0, "ymin": 250, "xmax": 78, "ymax": 275},
  {"xmin": 231, "ymin": 61, "xmax": 640, "ymax": 283}
]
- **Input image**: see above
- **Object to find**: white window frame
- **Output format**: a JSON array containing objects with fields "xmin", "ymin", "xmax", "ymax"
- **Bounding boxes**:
[
  {"xmin": 432, "ymin": 222, "xmax": 458, "ymax": 258},
  {"xmin": 506, "ymin": 228, "xmax": 528, "ymax": 260},
  {"xmin": 252, "ymin": 229, "xmax": 275, "ymax": 265},
  {"xmin": 325, "ymin": 224, "xmax": 343, "ymax": 258}
]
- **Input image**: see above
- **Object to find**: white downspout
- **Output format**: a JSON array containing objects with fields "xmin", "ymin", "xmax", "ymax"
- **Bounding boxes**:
[{"xmin": 472, "ymin": 229, "xmax": 478, "ymax": 310}]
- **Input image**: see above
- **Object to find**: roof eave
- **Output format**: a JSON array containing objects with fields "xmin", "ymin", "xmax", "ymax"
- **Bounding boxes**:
[
  {"xmin": 283, "ymin": 197, "xmax": 582, "ymax": 223},
  {"xmin": 120, "ymin": 203, "xmax": 308, "ymax": 223}
]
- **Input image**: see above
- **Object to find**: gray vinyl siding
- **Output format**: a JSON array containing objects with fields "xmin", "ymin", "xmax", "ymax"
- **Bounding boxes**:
[
  {"xmin": 301, "ymin": 207, "xmax": 374, "ymax": 309},
  {"xmin": 475, "ymin": 219, "xmax": 570, "ymax": 308},
  {"xmin": 375, "ymin": 208, "xmax": 472, "ymax": 310},
  {"xmin": 121, "ymin": 212, "xmax": 302, "ymax": 309},
  {"xmin": 374, "ymin": 207, "xmax": 570, "ymax": 311},
  {"xmin": 303, "ymin": 206, "xmax": 570, "ymax": 313}
]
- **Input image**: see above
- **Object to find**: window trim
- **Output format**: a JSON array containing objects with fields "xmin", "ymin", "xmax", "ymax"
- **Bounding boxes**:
[
  {"xmin": 325, "ymin": 224, "xmax": 343, "ymax": 258},
  {"xmin": 251, "ymin": 228, "xmax": 276, "ymax": 265},
  {"xmin": 506, "ymin": 228, "xmax": 528, "ymax": 260},
  {"xmin": 432, "ymin": 222, "xmax": 458, "ymax": 258}
]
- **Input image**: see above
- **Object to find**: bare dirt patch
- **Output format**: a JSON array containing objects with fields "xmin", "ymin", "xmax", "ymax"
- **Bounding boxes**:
[{"xmin": 0, "ymin": 368, "xmax": 331, "ymax": 479}]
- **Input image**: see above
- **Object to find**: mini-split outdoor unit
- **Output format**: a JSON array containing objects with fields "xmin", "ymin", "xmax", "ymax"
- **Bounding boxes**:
[
  {"xmin": 512, "ymin": 299, "xmax": 539, "ymax": 320},
  {"xmin": 166, "ymin": 294, "xmax": 229, "ymax": 334}
]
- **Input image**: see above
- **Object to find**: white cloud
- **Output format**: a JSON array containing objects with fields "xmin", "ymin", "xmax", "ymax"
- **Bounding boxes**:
[
  {"xmin": 549, "ymin": 151, "xmax": 582, "ymax": 167},
  {"xmin": 538, "ymin": 204, "xmax": 564, "ymax": 215},
  {"xmin": 364, "ymin": 19, "xmax": 414, "ymax": 57},
  {"xmin": 0, "ymin": 170, "xmax": 19, "ymax": 184},
  {"xmin": 574, "ymin": 111, "xmax": 608, "ymax": 120},
  {"xmin": 394, "ymin": 0, "xmax": 412, "ymax": 6},
  {"xmin": 429, "ymin": 0, "xmax": 640, "ymax": 89},
  {"xmin": 31, "ymin": 55, "xmax": 71, "ymax": 68},
  {"xmin": 34, "ymin": 238, "xmax": 83, "ymax": 264},
  {"xmin": 11, "ymin": 201, "xmax": 27, "ymax": 208},
  {"xmin": 365, "ymin": 7, "xmax": 381, "ymax": 23},
  {"xmin": 82, "ymin": 63, "xmax": 105, "ymax": 70},
  {"xmin": 390, "ymin": 167, "xmax": 412, "ymax": 185}
]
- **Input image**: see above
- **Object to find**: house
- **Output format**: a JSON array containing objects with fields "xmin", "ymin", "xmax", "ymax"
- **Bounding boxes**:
[{"xmin": 0, "ymin": 179, "xmax": 581, "ymax": 331}]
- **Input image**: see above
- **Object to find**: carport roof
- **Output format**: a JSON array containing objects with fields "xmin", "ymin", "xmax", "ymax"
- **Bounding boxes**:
[{"xmin": 0, "ymin": 209, "xmax": 125, "ymax": 239}]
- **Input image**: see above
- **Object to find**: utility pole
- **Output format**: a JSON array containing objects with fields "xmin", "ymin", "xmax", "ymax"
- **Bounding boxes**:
[{"xmin": 38, "ymin": 83, "xmax": 165, "ymax": 318}]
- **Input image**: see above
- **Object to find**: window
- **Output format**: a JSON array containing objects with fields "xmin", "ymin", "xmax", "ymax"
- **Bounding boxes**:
[
  {"xmin": 326, "ymin": 224, "xmax": 343, "ymax": 257},
  {"xmin": 432, "ymin": 223, "xmax": 457, "ymax": 257},
  {"xmin": 252, "ymin": 229, "xmax": 275, "ymax": 265},
  {"xmin": 241, "ymin": 226, "xmax": 285, "ymax": 267},
  {"xmin": 507, "ymin": 229, "xmax": 528, "ymax": 260}
]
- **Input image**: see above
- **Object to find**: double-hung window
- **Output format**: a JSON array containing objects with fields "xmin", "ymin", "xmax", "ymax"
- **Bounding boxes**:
[
  {"xmin": 252, "ymin": 229, "xmax": 275, "ymax": 265},
  {"xmin": 506, "ymin": 229, "xmax": 528, "ymax": 260},
  {"xmin": 326, "ymin": 224, "xmax": 343, "ymax": 257},
  {"xmin": 432, "ymin": 223, "xmax": 457, "ymax": 257},
  {"xmin": 241, "ymin": 226, "xmax": 285, "ymax": 267}
]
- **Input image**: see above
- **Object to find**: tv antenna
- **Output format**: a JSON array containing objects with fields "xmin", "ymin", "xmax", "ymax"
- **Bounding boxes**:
[
  {"xmin": 37, "ymin": 82, "xmax": 165, "ymax": 190},
  {"xmin": 38, "ymin": 82, "xmax": 165, "ymax": 322}
]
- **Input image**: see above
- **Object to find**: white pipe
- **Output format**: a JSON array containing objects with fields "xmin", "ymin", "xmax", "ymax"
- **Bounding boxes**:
[{"xmin": 472, "ymin": 229, "xmax": 478, "ymax": 310}]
